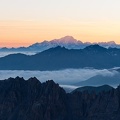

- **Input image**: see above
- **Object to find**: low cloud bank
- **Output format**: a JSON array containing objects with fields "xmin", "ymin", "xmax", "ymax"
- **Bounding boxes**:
[
  {"xmin": 0, "ymin": 68, "xmax": 118, "ymax": 84},
  {"xmin": 0, "ymin": 52, "xmax": 36, "ymax": 57},
  {"xmin": 60, "ymin": 85, "xmax": 79, "ymax": 93}
]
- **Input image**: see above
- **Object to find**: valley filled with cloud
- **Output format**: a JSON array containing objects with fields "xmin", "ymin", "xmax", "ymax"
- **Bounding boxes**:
[{"xmin": 0, "ymin": 68, "xmax": 119, "ymax": 92}]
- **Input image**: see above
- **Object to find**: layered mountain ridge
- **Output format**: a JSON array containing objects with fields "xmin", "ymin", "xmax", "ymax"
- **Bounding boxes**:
[
  {"xmin": 0, "ymin": 45, "xmax": 120, "ymax": 70},
  {"xmin": 0, "ymin": 77, "xmax": 120, "ymax": 120},
  {"xmin": 0, "ymin": 36, "xmax": 120, "ymax": 52}
]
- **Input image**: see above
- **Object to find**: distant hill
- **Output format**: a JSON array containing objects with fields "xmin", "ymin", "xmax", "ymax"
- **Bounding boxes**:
[
  {"xmin": 0, "ymin": 45, "xmax": 120, "ymax": 70},
  {"xmin": 72, "ymin": 85, "xmax": 114, "ymax": 94},
  {"xmin": 74, "ymin": 73, "xmax": 120, "ymax": 87},
  {"xmin": 0, "ymin": 36, "xmax": 120, "ymax": 52}
]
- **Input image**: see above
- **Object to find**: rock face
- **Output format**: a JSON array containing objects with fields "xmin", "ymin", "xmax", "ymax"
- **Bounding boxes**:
[{"xmin": 0, "ymin": 77, "xmax": 120, "ymax": 120}]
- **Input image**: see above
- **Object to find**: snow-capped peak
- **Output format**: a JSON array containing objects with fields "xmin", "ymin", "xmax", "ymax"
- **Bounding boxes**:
[
  {"xmin": 27, "ymin": 36, "xmax": 120, "ymax": 51},
  {"xmin": 52, "ymin": 36, "xmax": 81, "ymax": 44}
]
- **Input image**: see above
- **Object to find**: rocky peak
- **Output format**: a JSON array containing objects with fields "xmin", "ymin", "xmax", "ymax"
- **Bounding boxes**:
[
  {"xmin": 84, "ymin": 44, "xmax": 107, "ymax": 51},
  {"xmin": 27, "ymin": 77, "xmax": 41, "ymax": 84},
  {"xmin": 52, "ymin": 36, "xmax": 79, "ymax": 44},
  {"xmin": 0, "ymin": 77, "xmax": 120, "ymax": 120}
]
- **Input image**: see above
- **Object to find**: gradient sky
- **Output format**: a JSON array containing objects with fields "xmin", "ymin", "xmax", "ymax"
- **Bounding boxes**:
[{"xmin": 0, "ymin": 0, "xmax": 120, "ymax": 47}]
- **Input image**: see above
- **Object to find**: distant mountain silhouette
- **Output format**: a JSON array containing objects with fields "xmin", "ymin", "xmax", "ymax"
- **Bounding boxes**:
[
  {"xmin": 72, "ymin": 85, "xmax": 114, "ymax": 94},
  {"xmin": 0, "ymin": 36, "xmax": 120, "ymax": 52},
  {"xmin": 0, "ymin": 45, "xmax": 120, "ymax": 70},
  {"xmin": 1, "ymin": 77, "xmax": 120, "ymax": 120},
  {"xmin": 74, "ymin": 73, "xmax": 120, "ymax": 87}
]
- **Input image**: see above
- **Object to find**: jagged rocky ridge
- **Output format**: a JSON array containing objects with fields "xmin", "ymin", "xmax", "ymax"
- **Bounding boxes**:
[{"xmin": 1, "ymin": 77, "xmax": 120, "ymax": 120}]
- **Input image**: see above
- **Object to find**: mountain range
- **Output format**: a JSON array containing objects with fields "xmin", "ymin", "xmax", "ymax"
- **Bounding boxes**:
[
  {"xmin": 0, "ymin": 36, "xmax": 120, "ymax": 52},
  {"xmin": 0, "ymin": 45, "xmax": 120, "ymax": 70},
  {"xmin": 1, "ymin": 77, "xmax": 120, "ymax": 120}
]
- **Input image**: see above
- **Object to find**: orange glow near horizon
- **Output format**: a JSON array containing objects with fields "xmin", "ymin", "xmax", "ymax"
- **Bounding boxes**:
[
  {"xmin": 1, "ymin": 0, "xmax": 120, "ymax": 47},
  {"xmin": 0, "ymin": 20, "xmax": 120, "ymax": 47}
]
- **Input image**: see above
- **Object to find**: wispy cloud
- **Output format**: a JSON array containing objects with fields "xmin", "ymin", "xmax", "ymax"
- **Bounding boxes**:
[{"xmin": 0, "ymin": 52, "xmax": 36, "ymax": 57}]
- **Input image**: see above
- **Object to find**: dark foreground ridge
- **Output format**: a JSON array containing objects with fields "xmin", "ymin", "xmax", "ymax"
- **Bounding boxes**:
[
  {"xmin": 1, "ymin": 77, "xmax": 120, "ymax": 120},
  {"xmin": 72, "ymin": 85, "xmax": 114, "ymax": 94}
]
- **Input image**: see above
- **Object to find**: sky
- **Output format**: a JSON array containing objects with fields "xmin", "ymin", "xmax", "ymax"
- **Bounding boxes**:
[{"xmin": 0, "ymin": 0, "xmax": 120, "ymax": 47}]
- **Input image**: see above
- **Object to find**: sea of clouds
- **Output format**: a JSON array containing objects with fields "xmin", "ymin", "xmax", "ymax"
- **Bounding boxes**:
[
  {"xmin": 0, "ymin": 68, "xmax": 118, "ymax": 92},
  {"xmin": 0, "ymin": 68, "xmax": 118, "ymax": 84},
  {"xmin": 0, "ymin": 51, "xmax": 36, "ymax": 57},
  {"xmin": 0, "ymin": 52, "xmax": 119, "ymax": 92}
]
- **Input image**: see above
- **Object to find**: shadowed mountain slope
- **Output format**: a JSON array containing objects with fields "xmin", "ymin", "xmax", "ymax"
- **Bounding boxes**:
[
  {"xmin": 0, "ymin": 77, "xmax": 120, "ymax": 120},
  {"xmin": 0, "ymin": 45, "xmax": 120, "ymax": 70},
  {"xmin": 72, "ymin": 85, "xmax": 114, "ymax": 94}
]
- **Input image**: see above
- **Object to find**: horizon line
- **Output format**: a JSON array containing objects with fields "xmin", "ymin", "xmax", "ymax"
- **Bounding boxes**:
[{"xmin": 0, "ymin": 35, "xmax": 119, "ymax": 48}]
